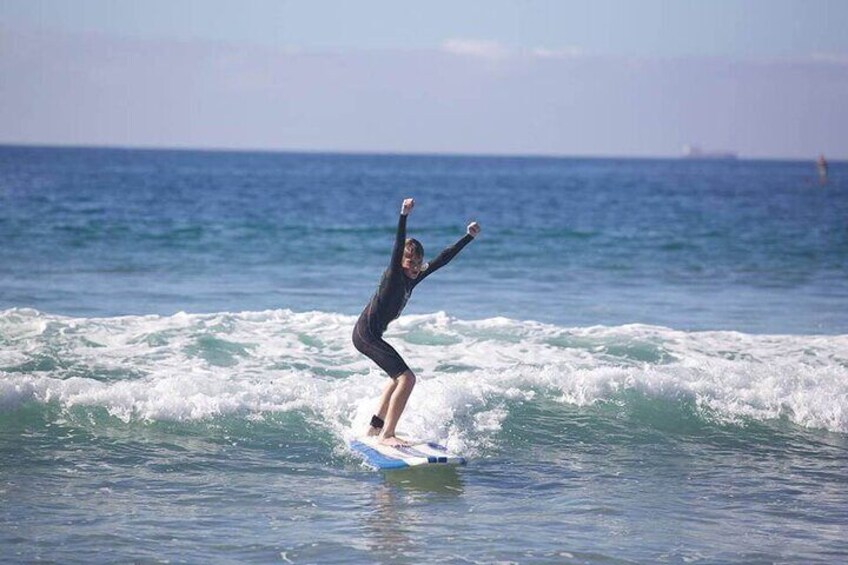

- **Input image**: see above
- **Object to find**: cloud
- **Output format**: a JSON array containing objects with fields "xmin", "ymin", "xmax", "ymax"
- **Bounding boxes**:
[
  {"xmin": 441, "ymin": 38, "xmax": 510, "ymax": 60},
  {"xmin": 440, "ymin": 39, "xmax": 583, "ymax": 61},
  {"xmin": 809, "ymin": 52, "xmax": 848, "ymax": 65},
  {"xmin": 531, "ymin": 46, "xmax": 583, "ymax": 59}
]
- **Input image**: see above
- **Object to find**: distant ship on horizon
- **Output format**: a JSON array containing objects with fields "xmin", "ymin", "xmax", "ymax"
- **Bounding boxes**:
[{"xmin": 681, "ymin": 144, "xmax": 738, "ymax": 160}]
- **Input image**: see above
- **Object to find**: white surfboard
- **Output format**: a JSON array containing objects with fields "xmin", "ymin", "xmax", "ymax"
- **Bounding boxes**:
[{"xmin": 350, "ymin": 435, "xmax": 467, "ymax": 470}]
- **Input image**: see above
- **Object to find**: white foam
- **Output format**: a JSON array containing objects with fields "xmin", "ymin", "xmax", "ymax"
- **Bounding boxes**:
[{"xmin": 1, "ymin": 308, "xmax": 847, "ymax": 450}]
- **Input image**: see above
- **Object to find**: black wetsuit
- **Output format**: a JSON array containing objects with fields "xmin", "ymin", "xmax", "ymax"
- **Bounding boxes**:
[{"xmin": 352, "ymin": 213, "xmax": 474, "ymax": 378}]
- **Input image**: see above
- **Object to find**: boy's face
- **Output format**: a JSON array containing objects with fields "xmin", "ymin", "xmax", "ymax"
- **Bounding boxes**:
[{"xmin": 402, "ymin": 252, "xmax": 424, "ymax": 279}]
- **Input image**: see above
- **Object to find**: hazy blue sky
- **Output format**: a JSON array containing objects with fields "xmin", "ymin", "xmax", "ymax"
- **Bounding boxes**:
[{"xmin": 2, "ymin": 0, "xmax": 847, "ymax": 158}]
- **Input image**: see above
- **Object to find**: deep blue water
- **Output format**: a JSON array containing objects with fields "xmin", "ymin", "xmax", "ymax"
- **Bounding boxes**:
[
  {"xmin": 1, "ymin": 146, "xmax": 847, "ymax": 563},
  {"xmin": 1, "ymin": 145, "xmax": 846, "ymax": 331}
]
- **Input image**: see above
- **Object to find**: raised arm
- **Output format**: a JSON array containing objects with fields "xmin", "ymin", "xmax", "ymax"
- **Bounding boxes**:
[
  {"xmin": 418, "ymin": 221, "xmax": 480, "ymax": 280},
  {"xmin": 388, "ymin": 198, "xmax": 414, "ymax": 274}
]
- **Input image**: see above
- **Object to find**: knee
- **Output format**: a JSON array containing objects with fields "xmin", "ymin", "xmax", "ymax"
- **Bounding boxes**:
[{"xmin": 398, "ymin": 370, "xmax": 416, "ymax": 388}]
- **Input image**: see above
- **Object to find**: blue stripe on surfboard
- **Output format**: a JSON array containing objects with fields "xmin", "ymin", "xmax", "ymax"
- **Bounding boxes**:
[{"xmin": 349, "ymin": 440, "xmax": 409, "ymax": 470}]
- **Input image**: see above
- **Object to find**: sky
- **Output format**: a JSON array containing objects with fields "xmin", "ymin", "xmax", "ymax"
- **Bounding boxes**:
[{"xmin": 1, "ymin": 0, "xmax": 847, "ymax": 158}]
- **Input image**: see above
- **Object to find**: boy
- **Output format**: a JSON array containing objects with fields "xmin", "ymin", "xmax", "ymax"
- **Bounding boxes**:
[{"xmin": 352, "ymin": 198, "xmax": 480, "ymax": 446}]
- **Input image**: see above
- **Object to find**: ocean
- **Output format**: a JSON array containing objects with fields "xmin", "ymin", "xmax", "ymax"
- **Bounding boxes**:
[{"xmin": 1, "ymin": 145, "xmax": 846, "ymax": 563}]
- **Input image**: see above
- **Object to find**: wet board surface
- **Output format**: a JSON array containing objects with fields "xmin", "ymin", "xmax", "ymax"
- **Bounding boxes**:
[{"xmin": 350, "ymin": 436, "xmax": 467, "ymax": 470}]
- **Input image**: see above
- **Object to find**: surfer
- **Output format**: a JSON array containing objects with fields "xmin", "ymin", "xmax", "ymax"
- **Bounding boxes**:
[{"xmin": 353, "ymin": 198, "xmax": 480, "ymax": 447}]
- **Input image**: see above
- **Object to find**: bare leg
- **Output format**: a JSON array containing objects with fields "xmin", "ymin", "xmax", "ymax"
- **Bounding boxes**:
[
  {"xmin": 367, "ymin": 379, "xmax": 398, "ymax": 436},
  {"xmin": 380, "ymin": 370, "xmax": 416, "ymax": 446}
]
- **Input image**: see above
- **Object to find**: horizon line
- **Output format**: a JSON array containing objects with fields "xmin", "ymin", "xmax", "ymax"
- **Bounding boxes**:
[{"xmin": 0, "ymin": 141, "xmax": 838, "ymax": 164}]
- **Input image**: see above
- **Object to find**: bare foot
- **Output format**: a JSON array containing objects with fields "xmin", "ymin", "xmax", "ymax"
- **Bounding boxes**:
[
  {"xmin": 366, "ymin": 426, "xmax": 381, "ymax": 437},
  {"xmin": 379, "ymin": 435, "xmax": 410, "ymax": 447}
]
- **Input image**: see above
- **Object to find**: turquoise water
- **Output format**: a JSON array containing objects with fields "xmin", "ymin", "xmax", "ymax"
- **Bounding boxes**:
[{"xmin": 1, "ymin": 146, "xmax": 847, "ymax": 563}]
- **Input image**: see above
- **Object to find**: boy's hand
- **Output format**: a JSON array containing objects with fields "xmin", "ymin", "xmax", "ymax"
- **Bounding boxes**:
[
  {"xmin": 467, "ymin": 221, "xmax": 481, "ymax": 237},
  {"xmin": 401, "ymin": 198, "xmax": 415, "ymax": 216}
]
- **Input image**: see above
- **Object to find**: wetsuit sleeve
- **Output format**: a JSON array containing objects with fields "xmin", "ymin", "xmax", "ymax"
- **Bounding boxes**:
[
  {"xmin": 387, "ymin": 213, "xmax": 408, "ymax": 276},
  {"xmin": 417, "ymin": 233, "xmax": 474, "ymax": 281}
]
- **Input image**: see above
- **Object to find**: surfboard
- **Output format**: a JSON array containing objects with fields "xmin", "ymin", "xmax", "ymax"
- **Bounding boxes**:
[{"xmin": 350, "ymin": 436, "xmax": 467, "ymax": 470}]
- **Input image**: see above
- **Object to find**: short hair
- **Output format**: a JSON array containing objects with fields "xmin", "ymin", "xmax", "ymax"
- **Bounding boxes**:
[{"xmin": 404, "ymin": 238, "xmax": 424, "ymax": 259}]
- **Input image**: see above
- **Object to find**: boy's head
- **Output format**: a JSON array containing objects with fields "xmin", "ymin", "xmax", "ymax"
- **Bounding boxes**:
[{"xmin": 402, "ymin": 238, "xmax": 426, "ymax": 278}]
